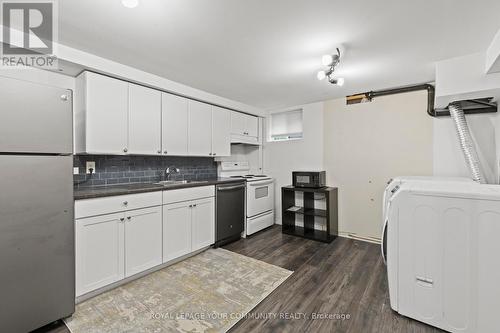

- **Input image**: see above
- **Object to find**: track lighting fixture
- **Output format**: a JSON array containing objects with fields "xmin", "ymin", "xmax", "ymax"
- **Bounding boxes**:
[{"xmin": 317, "ymin": 48, "xmax": 344, "ymax": 86}]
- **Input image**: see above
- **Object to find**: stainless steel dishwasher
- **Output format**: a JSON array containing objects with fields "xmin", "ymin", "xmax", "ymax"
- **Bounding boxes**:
[{"xmin": 215, "ymin": 182, "xmax": 246, "ymax": 247}]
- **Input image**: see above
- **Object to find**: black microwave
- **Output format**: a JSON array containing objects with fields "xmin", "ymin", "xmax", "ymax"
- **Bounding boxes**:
[{"xmin": 292, "ymin": 171, "xmax": 326, "ymax": 188}]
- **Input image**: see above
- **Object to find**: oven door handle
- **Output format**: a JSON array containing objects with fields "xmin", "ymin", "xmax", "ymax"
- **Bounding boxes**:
[
  {"xmin": 217, "ymin": 184, "xmax": 246, "ymax": 191},
  {"xmin": 248, "ymin": 180, "xmax": 274, "ymax": 186}
]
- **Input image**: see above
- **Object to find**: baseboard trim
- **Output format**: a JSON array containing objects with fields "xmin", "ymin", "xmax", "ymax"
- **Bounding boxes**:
[{"xmin": 339, "ymin": 232, "xmax": 381, "ymax": 244}]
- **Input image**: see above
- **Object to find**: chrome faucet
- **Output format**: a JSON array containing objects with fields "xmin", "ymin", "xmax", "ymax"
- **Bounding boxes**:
[{"xmin": 165, "ymin": 166, "xmax": 180, "ymax": 180}]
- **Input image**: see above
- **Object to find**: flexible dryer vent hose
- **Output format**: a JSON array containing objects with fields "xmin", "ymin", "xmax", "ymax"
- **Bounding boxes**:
[{"xmin": 448, "ymin": 102, "xmax": 486, "ymax": 184}]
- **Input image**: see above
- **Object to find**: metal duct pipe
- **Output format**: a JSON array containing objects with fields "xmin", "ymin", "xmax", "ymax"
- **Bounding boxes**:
[{"xmin": 448, "ymin": 102, "xmax": 486, "ymax": 183}]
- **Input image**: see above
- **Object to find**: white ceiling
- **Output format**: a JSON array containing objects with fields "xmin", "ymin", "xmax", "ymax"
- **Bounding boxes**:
[{"xmin": 59, "ymin": 0, "xmax": 500, "ymax": 109}]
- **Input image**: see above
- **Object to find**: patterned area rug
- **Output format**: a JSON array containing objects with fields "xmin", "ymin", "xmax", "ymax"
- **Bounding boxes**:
[{"xmin": 65, "ymin": 248, "xmax": 292, "ymax": 333}]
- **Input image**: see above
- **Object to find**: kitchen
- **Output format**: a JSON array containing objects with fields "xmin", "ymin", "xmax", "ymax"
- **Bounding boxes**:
[{"xmin": 2, "ymin": 1, "xmax": 500, "ymax": 333}]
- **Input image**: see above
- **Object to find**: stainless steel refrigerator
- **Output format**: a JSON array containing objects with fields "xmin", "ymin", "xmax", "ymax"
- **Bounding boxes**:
[{"xmin": 0, "ymin": 76, "xmax": 75, "ymax": 332}]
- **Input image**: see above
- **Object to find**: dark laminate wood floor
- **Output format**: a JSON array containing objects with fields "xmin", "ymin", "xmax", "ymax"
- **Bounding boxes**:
[
  {"xmin": 224, "ymin": 226, "xmax": 443, "ymax": 333},
  {"xmin": 33, "ymin": 226, "xmax": 442, "ymax": 333}
]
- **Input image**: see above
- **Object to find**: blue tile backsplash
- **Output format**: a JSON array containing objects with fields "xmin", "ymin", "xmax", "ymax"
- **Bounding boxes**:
[{"xmin": 74, "ymin": 155, "xmax": 217, "ymax": 188}]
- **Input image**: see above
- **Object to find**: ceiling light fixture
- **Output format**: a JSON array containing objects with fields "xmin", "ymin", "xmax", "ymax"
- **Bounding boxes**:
[
  {"xmin": 317, "ymin": 48, "xmax": 344, "ymax": 86},
  {"xmin": 122, "ymin": 0, "xmax": 139, "ymax": 8}
]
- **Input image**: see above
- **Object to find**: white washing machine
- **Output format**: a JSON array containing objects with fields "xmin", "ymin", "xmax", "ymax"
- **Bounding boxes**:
[
  {"xmin": 382, "ymin": 176, "xmax": 473, "ymax": 264},
  {"xmin": 385, "ymin": 180, "xmax": 500, "ymax": 332}
]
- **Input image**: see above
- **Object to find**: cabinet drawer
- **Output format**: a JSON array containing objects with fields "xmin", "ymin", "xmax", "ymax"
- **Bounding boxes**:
[
  {"xmin": 162, "ymin": 186, "xmax": 215, "ymax": 204},
  {"xmin": 75, "ymin": 191, "xmax": 162, "ymax": 219}
]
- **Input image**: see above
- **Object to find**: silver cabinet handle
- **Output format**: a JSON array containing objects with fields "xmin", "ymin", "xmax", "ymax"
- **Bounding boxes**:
[
  {"xmin": 60, "ymin": 94, "xmax": 69, "ymax": 101},
  {"xmin": 416, "ymin": 276, "xmax": 434, "ymax": 285},
  {"xmin": 123, "ymin": 148, "xmax": 128, "ymax": 153}
]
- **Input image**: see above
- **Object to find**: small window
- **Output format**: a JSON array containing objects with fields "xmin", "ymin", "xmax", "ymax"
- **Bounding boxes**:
[{"xmin": 268, "ymin": 109, "xmax": 303, "ymax": 142}]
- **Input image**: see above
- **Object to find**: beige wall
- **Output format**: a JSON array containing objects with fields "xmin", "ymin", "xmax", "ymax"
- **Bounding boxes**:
[
  {"xmin": 323, "ymin": 90, "xmax": 434, "ymax": 241},
  {"xmin": 263, "ymin": 102, "xmax": 325, "ymax": 223}
]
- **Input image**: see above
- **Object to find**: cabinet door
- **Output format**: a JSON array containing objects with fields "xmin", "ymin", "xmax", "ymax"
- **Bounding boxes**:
[
  {"xmin": 162, "ymin": 93, "xmax": 188, "ymax": 156},
  {"xmin": 163, "ymin": 201, "xmax": 192, "ymax": 262},
  {"xmin": 128, "ymin": 84, "xmax": 162, "ymax": 155},
  {"xmin": 245, "ymin": 114, "xmax": 259, "ymax": 138},
  {"xmin": 188, "ymin": 100, "xmax": 212, "ymax": 156},
  {"xmin": 211, "ymin": 106, "xmax": 231, "ymax": 156},
  {"xmin": 124, "ymin": 206, "xmax": 162, "ymax": 277},
  {"xmin": 85, "ymin": 72, "xmax": 128, "ymax": 154},
  {"xmin": 76, "ymin": 212, "xmax": 125, "ymax": 296},
  {"xmin": 231, "ymin": 111, "xmax": 246, "ymax": 136},
  {"xmin": 191, "ymin": 197, "xmax": 215, "ymax": 252}
]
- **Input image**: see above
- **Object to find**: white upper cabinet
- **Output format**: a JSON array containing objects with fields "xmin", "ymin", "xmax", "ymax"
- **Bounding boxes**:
[
  {"xmin": 76, "ymin": 71, "xmax": 237, "ymax": 155},
  {"xmin": 230, "ymin": 111, "xmax": 246, "ymax": 136},
  {"xmin": 128, "ymin": 84, "xmax": 162, "ymax": 155},
  {"xmin": 230, "ymin": 111, "xmax": 260, "ymax": 144},
  {"xmin": 211, "ymin": 106, "xmax": 231, "ymax": 157},
  {"xmin": 161, "ymin": 93, "xmax": 189, "ymax": 156},
  {"xmin": 188, "ymin": 100, "xmax": 212, "ymax": 156},
  {"xmin": 245, "ymin": 114, "xmax": 259, "ymax": 137},
  {"xmin": 78, "ymin": 72, "xmax": 129, "ymax": 154}
]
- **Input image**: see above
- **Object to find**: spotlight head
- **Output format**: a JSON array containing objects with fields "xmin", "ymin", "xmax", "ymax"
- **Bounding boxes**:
[
  {"xmin": 122, "ymin": 0, "xmax": 139, "ymax": 8},
  {"xmin": 317, "ymin": 70, "xmax": 326, "ymax": 81},
  {"xmin": 328, "ymin": 77, "xmax": 345, "ymax": 86},
  {"xmin": 322, "ymin": 54, "xmax": 334, "ymax": 66}
]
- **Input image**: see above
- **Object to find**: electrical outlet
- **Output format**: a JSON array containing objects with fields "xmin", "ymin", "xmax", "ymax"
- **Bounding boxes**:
[
  {"xmin": 73, "ymin": 167, "xmax": 80, "ymax": 175},
  {"xmin": 86, "ymin": 161, "xmax": 95, "ymax": 174}
]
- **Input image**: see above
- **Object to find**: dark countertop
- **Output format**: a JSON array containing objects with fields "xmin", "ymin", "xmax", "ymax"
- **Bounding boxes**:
[{"xmin": 74, "ymin": 178, "xmax": 245, "ymax": 200}]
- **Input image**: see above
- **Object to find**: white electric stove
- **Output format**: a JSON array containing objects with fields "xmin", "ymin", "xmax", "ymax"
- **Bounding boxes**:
[{"xmin": 219, "ymin": 162, "xmax": 275, "ymax": 236}]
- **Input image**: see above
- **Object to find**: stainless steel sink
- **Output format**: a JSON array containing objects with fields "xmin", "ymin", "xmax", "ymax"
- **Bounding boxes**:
[{"xmin": 155, "ymin": 180, "xmax": 209, "ymax": 186}]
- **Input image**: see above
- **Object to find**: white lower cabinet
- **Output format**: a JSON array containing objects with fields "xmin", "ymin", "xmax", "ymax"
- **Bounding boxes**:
[
  {"xmin": 76, "ymin": 187, "xmax": 215, "ymax": 297},
  {"xmin": 124, "ymin": 206, "xmax": 162, "ymax": 277},
  {"xmin": 191, "ymin": 197, "xmax": 215, "ymax": 251},
  {"xmin": 162, "ymin": 201, "xmax": 192, "ymax": 262},
  {"xmin": 76, "ymin": 212, "xmax": 125, "ymax": 296},
  {"xmin": 162, "ymin": 191, "xmax": 215, "ymax": 262},
  {"xmin": 76, "ymin": 203, "xmax": 162, "ymax": 297}
]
